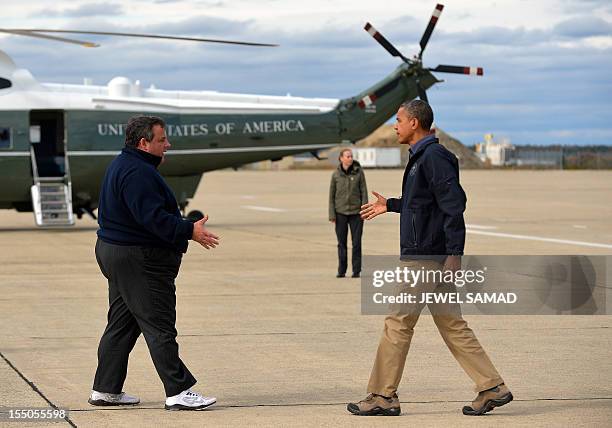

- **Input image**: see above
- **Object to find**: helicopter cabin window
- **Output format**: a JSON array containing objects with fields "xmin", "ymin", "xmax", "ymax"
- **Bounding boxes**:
[
  {"xmin": 30, "ymin": 125, "xmax": 41, "ymax": 144},
  {"xmin": 0, "ymin": 127, "xmax": 12, "ymax": 149},
  {"xmin": 0, "ymin": 78, "xmax": 11, "ymax": 89}
]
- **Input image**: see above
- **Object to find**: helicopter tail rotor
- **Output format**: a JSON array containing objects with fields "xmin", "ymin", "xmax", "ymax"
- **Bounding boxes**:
[
  {"xmin": 428, "ymin": 65, "xmax": 484, "ymax": 76},
  {"xmin": 419, "ymin": 3, "xmax": 444, "ymax": 58},
  {"xmin": 363, "ymin": 22, "xmax": 409, "ymax": 63},
  {"xmin": 364, "ymin": 3, "xmax": 483, "ymax": 104},
  {"xmin": 416, "ymin": 84, "xmax": 429, "ymax": 103}
]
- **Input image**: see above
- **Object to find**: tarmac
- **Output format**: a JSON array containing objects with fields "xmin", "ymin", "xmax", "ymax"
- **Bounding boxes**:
[{"xmin": 1, "ymin": 169, "xmax": 611, "ymax": 427}]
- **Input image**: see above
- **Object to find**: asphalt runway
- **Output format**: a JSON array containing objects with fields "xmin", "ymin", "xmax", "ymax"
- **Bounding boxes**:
[{"xmin": 1, "ymin": 169, "xmax": 611, "ymax": 427}]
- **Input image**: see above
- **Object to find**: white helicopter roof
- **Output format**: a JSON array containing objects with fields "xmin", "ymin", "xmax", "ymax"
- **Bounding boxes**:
[{"xmin": 0, "ymin": 50, "xmax": 339, "ymax": 114}]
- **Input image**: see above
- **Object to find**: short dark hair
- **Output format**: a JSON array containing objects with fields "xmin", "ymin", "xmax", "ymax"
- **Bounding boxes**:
[
  {"xmin": 400, "ymin": 100, "xmax": 433, "ymax": 131},
  {"xmin": 125, "ymin": 115, "xmax": 165, "ymax": 147}
]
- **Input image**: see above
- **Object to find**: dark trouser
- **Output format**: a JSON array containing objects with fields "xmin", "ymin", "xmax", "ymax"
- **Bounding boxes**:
[
  {"xmin": 335, "ymin": 213, "xmax": 364, "ymax": 275},
  {"xmin": 93, "ymin": 238, "xmax": 196, "ymax": 397}
]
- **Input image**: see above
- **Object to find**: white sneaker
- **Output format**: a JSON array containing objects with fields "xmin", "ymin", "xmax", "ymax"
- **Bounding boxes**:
[
  {"xmin": 165, "ymin": 389, "xmax": 216, "ymax": 411},
  {"xmin": 88, "ymin": 390, "xmax": 140, "ymax": 406}
]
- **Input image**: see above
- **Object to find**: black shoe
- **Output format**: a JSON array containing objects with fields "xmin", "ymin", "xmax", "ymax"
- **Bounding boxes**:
[
  {"xmin": 351, "ymin": 272, "xmax": 360, "ymax": 278},
  {"xmin": 336, "ymin": 273, "xmax": 346, "ymax": 278}
]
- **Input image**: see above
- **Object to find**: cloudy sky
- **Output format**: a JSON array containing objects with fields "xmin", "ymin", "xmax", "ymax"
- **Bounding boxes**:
[{"xmin": 2, "ymin": 0, "xmax": 611, "ymax": 145}]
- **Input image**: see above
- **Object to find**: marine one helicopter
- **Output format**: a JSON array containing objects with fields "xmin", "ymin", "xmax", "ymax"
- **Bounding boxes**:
[{"xmin": 0, "ymin": 3, "xmax": 482, "ymax": 227}]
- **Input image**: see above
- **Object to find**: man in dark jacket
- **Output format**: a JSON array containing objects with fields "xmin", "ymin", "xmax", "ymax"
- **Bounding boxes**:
[
  {"xmin": 348, "ymin": 100, "xmax": 512, "ymax": 417},
  {"xmin": 329, "ymin": 148, "xmax": 368, "ymax": 278},
  {"xmin": 90, "ymin": 116, "xmax": 220, "ymax": 411}
]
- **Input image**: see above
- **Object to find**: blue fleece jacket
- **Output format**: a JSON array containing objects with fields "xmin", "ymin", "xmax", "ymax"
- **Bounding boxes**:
[
  {"xmin": 97, "ymin": 147, "xmax": 194, "ymax": 253},
  {"xmin": 386, "ymin": 137, "xmax": 467, "ymax": 260}
]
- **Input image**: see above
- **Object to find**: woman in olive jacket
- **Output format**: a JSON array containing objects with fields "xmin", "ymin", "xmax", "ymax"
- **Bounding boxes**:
[{"xmin": 329, "ymin": 148, "xmax": 368, "ymax": 278}]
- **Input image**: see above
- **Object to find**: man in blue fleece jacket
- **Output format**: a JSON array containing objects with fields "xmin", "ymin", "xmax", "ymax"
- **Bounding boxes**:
[
  {"xmin": 90, "ymin": 115, "xmax": 220, "ymax": 411},
  {"xmin": 348, "ymin": 101, "xmax": 512, "ymax": 417}
]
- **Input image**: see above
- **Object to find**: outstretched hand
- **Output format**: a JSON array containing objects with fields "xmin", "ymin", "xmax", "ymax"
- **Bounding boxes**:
[
  {"xmin": 192, "ymin": 214, "xmax": 220, "ymax": 249},
  {"xmin": 360, "ymin": 191, "xmax": 388, "ymax": 220},
  {"xmin": 443, "ymin": 255, "xmax": 461, "ymax": 274}
]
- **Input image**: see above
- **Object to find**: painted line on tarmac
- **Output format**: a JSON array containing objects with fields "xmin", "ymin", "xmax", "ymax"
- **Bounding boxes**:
[
  {"xmin": 6, "ymin": 325, "xmax": 610, "ymax": 341},
  {"xmin": 466, "ymin": 224, "xmax": 498, "ymax": 230},
  {"xmin": 241, "ymin": 205, "xmax": 288, "ymax": 213},
  {"xmin": 467, "ymin": 229, "xmax": 612, "ymax": 249},
  {"xmin": 217, "ymin": 396, "xmax": 612, "ymax": 408},
  {"xmin": 0, "ymin": 351, "xmax": 77, "ymax": 427},
  {"xmin": 69, "ymin": 396, "xmax": 612, "ymax": 412}
]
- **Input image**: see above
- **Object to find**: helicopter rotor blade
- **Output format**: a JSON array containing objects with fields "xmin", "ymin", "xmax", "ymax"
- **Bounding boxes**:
[
  {"xmin": 0, "ymin": 28, "xmax": 278, "ymax": 47},
  {"xmin": 419, "ymin": 3, "xmax": 444, "ymax": 58},
  {"xmin": 364, "ymin": 22, "xmax": 410, "ymax": 63},
  {"xmin": 0, "ymin": 29, "xmax": 98, "ymax": 47},
  {"xmin": 429, "ymin": 65, "xmax": 484, "ymax": 76},
  {"xmin": 416, "ymin": 83, "xmax": 429, "ymax": 103}
]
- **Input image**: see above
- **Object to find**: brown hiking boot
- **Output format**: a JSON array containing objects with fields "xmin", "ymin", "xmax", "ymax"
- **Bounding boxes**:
[
  {"xmin": 347, "ymin": 393, "xmax": 401, "ymax": 416},
  {"xmin": 462, "ymin": 383, "xmax": 513, "ymax": 416}
]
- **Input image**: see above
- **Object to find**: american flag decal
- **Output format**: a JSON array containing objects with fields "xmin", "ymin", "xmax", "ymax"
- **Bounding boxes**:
[{"xmin": 358, "ymin": 94, "xmax": 377, "ymax": 109}]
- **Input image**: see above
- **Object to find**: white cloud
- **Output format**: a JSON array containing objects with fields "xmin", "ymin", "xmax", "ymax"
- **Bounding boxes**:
[
  {"xmin": 33, "ymin": 2, "xmax": 124, "ymax": 18},
  {"xmin": 1, "ymin": 0, "xmax": 611, "ymax": 145}
]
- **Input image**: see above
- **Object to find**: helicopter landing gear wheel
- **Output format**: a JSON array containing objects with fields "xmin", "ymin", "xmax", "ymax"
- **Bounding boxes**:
[{"xmin": 186, "ymin": 210, "xmax": 205, "ymax": 222}]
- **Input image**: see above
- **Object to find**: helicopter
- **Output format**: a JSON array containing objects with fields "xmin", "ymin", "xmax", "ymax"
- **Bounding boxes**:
[{"xmin": 0, "ymin": 3, "xmax": 482, "ymax": 227}]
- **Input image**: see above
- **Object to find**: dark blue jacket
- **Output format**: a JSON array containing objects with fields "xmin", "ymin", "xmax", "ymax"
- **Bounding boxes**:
[
  {"xmin": 97, "ymin": 147, "xmax": 194, "ymax": 253},
  {"xmin": 386, "ymin": 138, "xmax": 466, "ymax": 260}
]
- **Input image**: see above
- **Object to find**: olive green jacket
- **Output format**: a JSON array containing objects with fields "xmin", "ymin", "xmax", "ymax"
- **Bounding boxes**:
[{"xmin": 329, "ymin": 161, "xmax": 368, "ymax": 220}]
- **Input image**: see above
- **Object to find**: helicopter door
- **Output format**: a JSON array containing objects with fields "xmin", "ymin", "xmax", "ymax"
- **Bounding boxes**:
[
  {"xmin": 30, "ymin": 110, "xmax": 65, "ymax": 177},
  {"xmin": 29, "ymin": 110, "xmax": 74, "ymax": 227}
]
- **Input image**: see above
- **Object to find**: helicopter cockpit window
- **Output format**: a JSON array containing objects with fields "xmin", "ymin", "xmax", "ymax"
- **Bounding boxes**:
[
  {"xmin": 0, "ymin": 128, "xmax": 12, "ymax": 149},
  {"xmin": 0, "ymin": 78, "xmax": 11, "ymax": 89}
]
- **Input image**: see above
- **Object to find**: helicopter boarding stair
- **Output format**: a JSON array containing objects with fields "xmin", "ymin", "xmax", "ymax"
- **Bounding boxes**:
[{"xmin": 29, "ymin": 146, "xmax": 75, "ymax": 227}]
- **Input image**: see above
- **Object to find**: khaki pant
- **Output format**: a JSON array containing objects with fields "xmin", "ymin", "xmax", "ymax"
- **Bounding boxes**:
[{"xmin": 367, "ymin": 260, "xmax": 504, "ymax": 396}]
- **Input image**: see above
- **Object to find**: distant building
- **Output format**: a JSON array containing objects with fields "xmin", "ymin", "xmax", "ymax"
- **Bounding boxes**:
[
  {"xmin": 473, "ymin": 134, "xmax": 565, "ymax": 168},
  {"xmin": 515, "ymin": 147, "xmax": 563, "ymax": 168},
  {"xmin": 352, "ymin": 148, "xmax": 402, "ymax": 168},
  {"xmin": 474, "ymin": 134, "xmax": 516, "ymax": 166}
]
